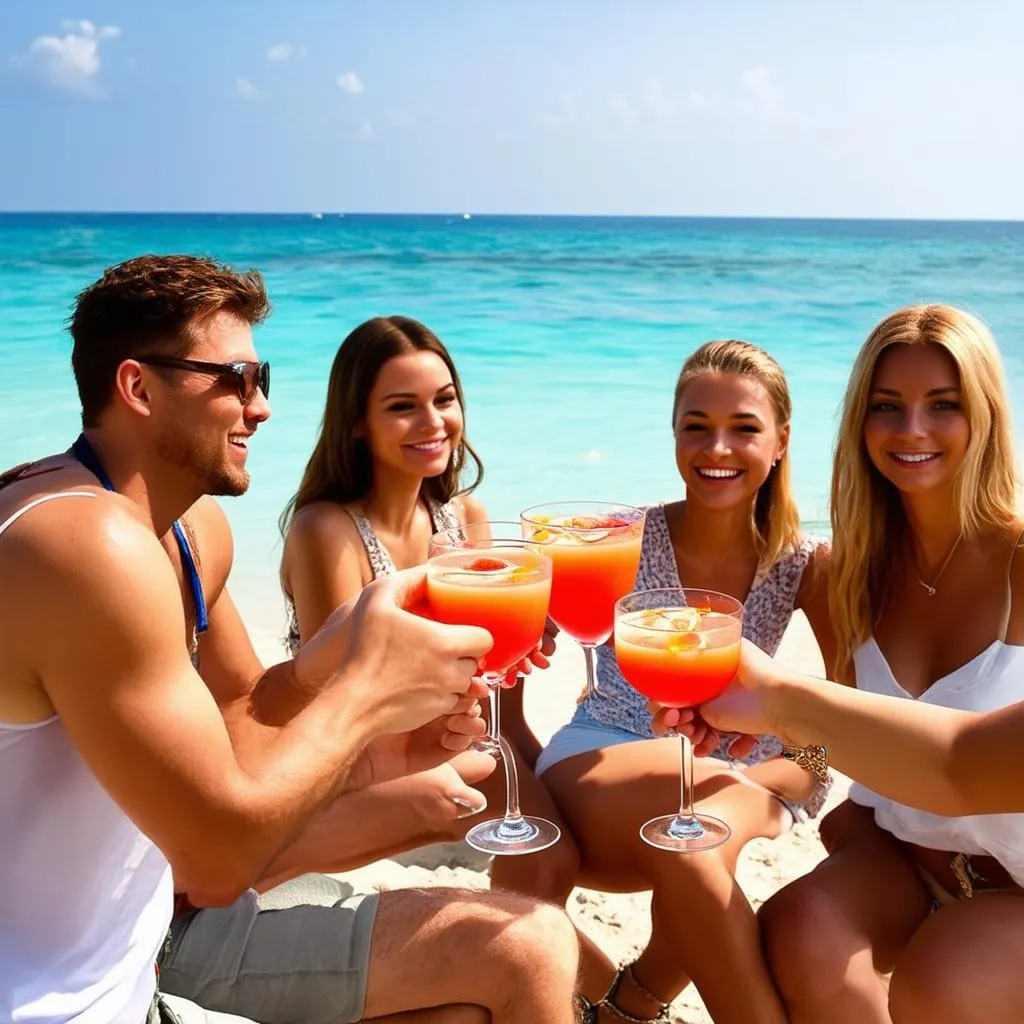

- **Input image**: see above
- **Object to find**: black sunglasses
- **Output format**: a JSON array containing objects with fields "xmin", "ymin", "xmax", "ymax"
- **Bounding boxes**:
[{"xmin": 137, "ymin": 356, "xmax": 270, "ymax": 404}]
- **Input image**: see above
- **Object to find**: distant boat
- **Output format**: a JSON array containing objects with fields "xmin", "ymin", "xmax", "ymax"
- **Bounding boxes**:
[
  {"xmin": 462, "ymin": 213, "xmax": 472, "ymax": 220},
  {"xmin": 311, "ymin": 212, "xmax": 324, "ymax": 220}
]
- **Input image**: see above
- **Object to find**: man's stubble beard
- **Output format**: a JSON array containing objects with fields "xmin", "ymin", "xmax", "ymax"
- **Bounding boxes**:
[{"xmin": 154, "ymin": 423, "xmax": 251, "ymax": 498}]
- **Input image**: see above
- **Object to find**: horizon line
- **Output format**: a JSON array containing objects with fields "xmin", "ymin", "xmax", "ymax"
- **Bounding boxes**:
[{"xmin": 3, "ymin": 210, "xmax": 1024, "ymax": 225}]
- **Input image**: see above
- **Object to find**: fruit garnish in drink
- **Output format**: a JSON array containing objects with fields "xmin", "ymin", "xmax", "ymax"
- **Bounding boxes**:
[
  {"xmin": 667, "ymin": 631, "xmax": 708, "ymax": 653},
  {"xmin": 447, "ymin": 554, "xmax": 542, "ymax": 585},
  {"xmin": 639, "ymin": 607, "xmax": 703, "ymax": 631},
  {"xmin": 467, "ymin": 557, "xmax": 512, "ymax": 572}
]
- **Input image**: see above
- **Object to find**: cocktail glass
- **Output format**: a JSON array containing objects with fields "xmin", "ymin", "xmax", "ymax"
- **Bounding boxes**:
[
  {"xmin": 614, "ymin": 587, "xmax": 743, "ymax": 852},
  {"xmin": 520, "ymin": 502, "xmax": 645, "ymax": 701},
  {"xmin": 426, "ymin": 532, "xmax": 561, "ymax": 855},
  {"xmin": 428, "ymin": 522, "xmax": 530, "ymax": 754}
]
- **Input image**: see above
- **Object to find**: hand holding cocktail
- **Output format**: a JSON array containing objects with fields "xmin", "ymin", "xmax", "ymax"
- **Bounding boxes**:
[{"xmin": 649, "ymin": 639, "xmax": 783, "ymax": 759}]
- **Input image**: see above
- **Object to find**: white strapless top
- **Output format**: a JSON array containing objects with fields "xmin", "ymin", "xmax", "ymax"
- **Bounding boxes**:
[{"xmin": 849, "ymin": 636, "xmax": 1024, "ymax": 885}]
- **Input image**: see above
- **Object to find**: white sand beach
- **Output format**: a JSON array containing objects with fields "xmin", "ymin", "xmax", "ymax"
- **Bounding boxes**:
[{"xmin": 255, "ymin": 615, "xmax": 845, "ymax": 1024}]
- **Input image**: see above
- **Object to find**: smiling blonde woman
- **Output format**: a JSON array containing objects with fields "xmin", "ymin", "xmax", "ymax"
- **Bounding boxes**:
[{"xmin": 757, "ymin": 305, "xmax": 1024, "ymax": 1024}]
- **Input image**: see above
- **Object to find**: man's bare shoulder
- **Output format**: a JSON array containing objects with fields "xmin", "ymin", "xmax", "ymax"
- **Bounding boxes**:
[
  {"xmin": 0, "ymin": 476, "xmax": 180, "ymax": 721},
  {"xmin": 0, "ymin": 484, "xmax": 174, "ymax": 619},
  {"xmin": 0, "ymin": 455, "xmax": 99, "ymax": 518}
]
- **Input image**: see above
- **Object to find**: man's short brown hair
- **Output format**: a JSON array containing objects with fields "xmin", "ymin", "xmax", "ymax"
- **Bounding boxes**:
[{"xmin": 70, "ymin": 254, "xmax": 271, "ymax": 426}]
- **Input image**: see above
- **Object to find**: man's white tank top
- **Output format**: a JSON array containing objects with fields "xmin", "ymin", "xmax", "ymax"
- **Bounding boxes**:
[
  {"xmin": 0, "ymin": 492, "xmax": 173, "ymax": 1023},
  {"xmin": 849, "ymin": 634, "xmax": 1024, "ymax": 885}
]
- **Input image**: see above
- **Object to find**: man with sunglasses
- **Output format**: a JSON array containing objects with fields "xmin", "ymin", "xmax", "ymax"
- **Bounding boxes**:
[{"xmin": 0, "ymin": 255, "xmax": 580, "ymax": 1024}]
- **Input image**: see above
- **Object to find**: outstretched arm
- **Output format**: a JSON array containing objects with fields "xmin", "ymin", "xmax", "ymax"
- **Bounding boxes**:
[
  {"xmin": 658, "ymin": 640, "xmax": 1024, "ymax": 816},
  {"xmin": 770, "ymin": 668, "xmax": 1019, "ymax": 816}
]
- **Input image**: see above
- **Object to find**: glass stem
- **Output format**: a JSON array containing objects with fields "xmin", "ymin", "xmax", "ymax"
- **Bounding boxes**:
[
  {"xmin": 488, "ymin": 681, "xmax": 501, "ymax": 745},
  {"xmin": 499, "ymin": 734, "xmax": 523, "ymax": 824},
  {"xmin": 677, "ymin": 733, "xmax": 698, "ymax": 825},
  {"xmin": 582, "ymin": 643, "xmax": 597, "ymax": 699}
]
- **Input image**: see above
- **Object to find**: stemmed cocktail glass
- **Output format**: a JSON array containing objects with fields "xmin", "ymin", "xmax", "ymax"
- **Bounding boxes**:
[
  {"xmin": 426, "ymin": 529, "xmax": 561, "ymax": 855},
  {"xmin": 428, "ymin": 521, "xmax": 525, "ymax": 755},
  {"xmin": 614, "ymin": 588, "xmax": 743, "ymax": 852},
  {"xmin": 520, "ymin": 502, "xmax": 645, "ymax": 701}
]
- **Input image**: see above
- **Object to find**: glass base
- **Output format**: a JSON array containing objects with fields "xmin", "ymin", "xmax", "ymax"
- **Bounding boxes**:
[
  {"xmin": 465, "ymin": 815, "xmax": 561, "ymax": 856},
  {"xmin": 639, "ymin": 812, "xmax": 731, "ymax": 852}
]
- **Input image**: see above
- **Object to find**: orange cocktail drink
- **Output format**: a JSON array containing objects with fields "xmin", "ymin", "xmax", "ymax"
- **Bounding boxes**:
[
  {"xmin": 426, "ymin": 531, "xmax": 561, "ymax": 857},
  {"xmin": 615, "ymin": 588, "xmax": 743, "ymax": 853},
  {"xmin": 427, "ymin": 548, "xmax": 552, "ymax": 676},
  {"xmin": 521, "ymin": 502, "xmax": 646, "ymax": 702},
  {"xmin": 615, "ymin": 608, "xmax": 741, "ymax": 707},
  {"xmin": 537, "ymin": 520, "xmax": 643, "ymax": 645}
]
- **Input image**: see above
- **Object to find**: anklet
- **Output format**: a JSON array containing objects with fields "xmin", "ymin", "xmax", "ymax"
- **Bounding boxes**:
[{"xmin": 596, "ymin": 964, "xmax": 671, "ymax": 1023}]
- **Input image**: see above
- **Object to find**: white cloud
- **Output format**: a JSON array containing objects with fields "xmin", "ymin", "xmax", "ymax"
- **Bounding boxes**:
[
  {"xmin": 12, "ymin": 19, "xmax": 121, "ymax": 97},
  {"xmin": 336, "ymin": 71, "xmax": 365, "ymax": 94},
  {"xmin": 235, "ymin": 77, "xmax": 259, "ymax": 99},
  {"xmin": 266, "ymin": 43, "xmax": 294, "ymax": 61}
]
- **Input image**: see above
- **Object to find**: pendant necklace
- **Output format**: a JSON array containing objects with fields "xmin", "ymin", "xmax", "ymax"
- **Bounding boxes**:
[{"xmin": 916, "ymin": 533, "xmax": 962, "ymax": 597}]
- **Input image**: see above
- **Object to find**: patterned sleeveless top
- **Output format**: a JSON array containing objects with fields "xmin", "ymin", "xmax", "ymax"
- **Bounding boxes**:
[
  {"xmin": 580, "ymin": 503, "xmax": 827, "ymax": 761},
  {"xmin": 285, "ymin": 496, "xmax": 461, "ymax": 654}
]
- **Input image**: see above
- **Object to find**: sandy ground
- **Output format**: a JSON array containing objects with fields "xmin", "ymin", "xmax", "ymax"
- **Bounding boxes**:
[{"xmin": 254, "ymin": 614, "xmax": 845, "ymax": 1023}]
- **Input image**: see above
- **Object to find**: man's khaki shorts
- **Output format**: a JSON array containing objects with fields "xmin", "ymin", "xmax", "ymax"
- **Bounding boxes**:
[{"xmin": 158, "ymin": 875, "xmax": 379, "ymax": 1024}]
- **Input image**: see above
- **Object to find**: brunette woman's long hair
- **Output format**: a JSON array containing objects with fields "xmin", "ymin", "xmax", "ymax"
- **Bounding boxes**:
[{"xmin": 280, "ymin": 316, "xmax": 483, "ymax": 536}]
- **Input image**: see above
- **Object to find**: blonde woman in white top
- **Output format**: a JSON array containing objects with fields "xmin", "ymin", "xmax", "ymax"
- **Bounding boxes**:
[{"xmin": 725, "ymin": 306, "xmax": 1024, "ymax": 1024}]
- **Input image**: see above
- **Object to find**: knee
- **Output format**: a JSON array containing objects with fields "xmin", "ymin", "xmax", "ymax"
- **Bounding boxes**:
[
  {"xmin": 760, "ymin": 882, "xmax": 859, "ymax": 1003},
  {"xmin": 493, "ymin": 897, "xmax": 580, "ymax": 989},
  {"xmin": 491, "ymin": 831, "xmax": 580, "ymax": 902},
  {"xmin": 889, "ymin": 944, "xmax": 972, "ymax": 1024}
]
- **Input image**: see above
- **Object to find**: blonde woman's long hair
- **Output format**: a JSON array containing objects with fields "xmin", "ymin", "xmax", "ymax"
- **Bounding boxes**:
[
  {"xmin": 673, "ymin": 340, "xmax": 802, "ymax": 569},
  {"xmin": 830, "ymin": 304, "xmax": 1019, "ymax": 672}
]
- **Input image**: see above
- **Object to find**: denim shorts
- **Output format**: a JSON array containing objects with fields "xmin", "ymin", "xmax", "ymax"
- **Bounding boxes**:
[
  {"xmin": 536, "ymin": 714, "xmax": 818, "ymax": 825},
  {"xmin": 535, "ymin": 716, "xmax": 645, "ymax": 776}
]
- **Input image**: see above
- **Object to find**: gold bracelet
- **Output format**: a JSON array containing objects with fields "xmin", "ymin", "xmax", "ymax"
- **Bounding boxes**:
[{"xmin": 781, "ymin": 744, "xmax": 832, "ymax": 785}]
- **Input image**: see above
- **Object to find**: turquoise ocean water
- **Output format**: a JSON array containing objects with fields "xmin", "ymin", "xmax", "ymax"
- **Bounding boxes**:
[{"xmin": 2, "ymin": 213, "xmax": 1023, "ymax": 636}]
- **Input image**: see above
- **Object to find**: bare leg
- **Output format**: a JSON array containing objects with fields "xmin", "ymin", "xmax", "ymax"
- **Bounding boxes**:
[
  {"xmin": 889, "ymin": 892, "xmax": 1024, "ymax": 1024},
  {"xmin": 759, "ymin": 824, "xmax": 933, "ymax": 1024},
  {"xmin": 365, "ymin": 1007, "xmax": 488, "ymax": 1022},
  {"xmin": 485, "ymin": 745, "xmax": 580, "ymax": 897},
  {"xmin": 544, "ymin": 739, "xmax": 798, "ymax": 1023},
  {"xmin": 362, "ymin": 887, "xmax": 579, "ymax": 1024}
]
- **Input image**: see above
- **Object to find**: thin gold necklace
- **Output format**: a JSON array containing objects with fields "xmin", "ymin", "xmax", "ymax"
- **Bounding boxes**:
[{"xmin": 915, "ymin": 533, "xmax": 963, "ymax": 597}]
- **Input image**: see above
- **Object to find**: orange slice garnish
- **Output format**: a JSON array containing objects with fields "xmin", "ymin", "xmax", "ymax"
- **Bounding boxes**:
[{"xmin": 667, "ymin": 631, "xmax": 705, "ymax": 653}]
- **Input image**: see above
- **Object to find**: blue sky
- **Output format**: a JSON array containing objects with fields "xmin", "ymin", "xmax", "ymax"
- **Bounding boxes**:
[{"xmin": 3, "ymin": 1, "xmax": 1023, "ymax": 217}]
